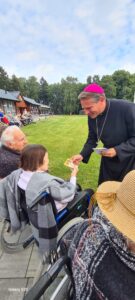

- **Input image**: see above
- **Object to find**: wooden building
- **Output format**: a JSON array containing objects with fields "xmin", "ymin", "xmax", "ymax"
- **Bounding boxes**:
[
  {"xmin": 10, "ymin": 91, "xmax": 27, "ymax": 115},
  {"xmin": 23, "ymin": 97, "xmax": 41, "ymax": 114},
  {"xmin": 0, "ymin": 89, "xmax": 49, "ymax": 116},
  {"xmin": 0, "ymin": 89, "xmax": 19, "ymax": 114},
  {"xmin": 39, "ymin": 104, "xmax": 51, "ymax": 115}
]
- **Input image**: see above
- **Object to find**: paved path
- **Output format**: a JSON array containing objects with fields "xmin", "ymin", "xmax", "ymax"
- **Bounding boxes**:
[{"xmin": 0, "ymin": 221, "xmax": 62, "ymax": 300}]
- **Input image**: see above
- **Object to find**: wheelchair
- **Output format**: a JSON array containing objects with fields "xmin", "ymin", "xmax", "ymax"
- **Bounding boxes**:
[
  {"xmin": 24, "ymin": 255, "xmax": 73, "ymax": 300},
  {"xmin": 0, "ymin": 188, "xmax": 93, "ymax": 254},
  {"xmin": 23, "ymin": 190, "xmax": 94, "ymax": 300},
  {"xmin": 0, "ymin": 186, "xmax": 93, "ymax": 297}
]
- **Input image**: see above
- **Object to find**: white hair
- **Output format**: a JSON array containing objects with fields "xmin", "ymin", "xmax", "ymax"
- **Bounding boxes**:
[{"xmin": 1, "ymin": 126, "xmax": 22, "ymax": 145}]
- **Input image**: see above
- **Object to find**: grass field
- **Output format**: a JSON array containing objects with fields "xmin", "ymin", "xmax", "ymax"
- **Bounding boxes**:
[{"xmin": 22, "ymin": 115, "xmax": 101, "ymax": 191}]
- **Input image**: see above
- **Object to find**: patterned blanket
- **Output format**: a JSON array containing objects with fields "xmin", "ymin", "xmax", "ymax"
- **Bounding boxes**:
[{"xmin": 61, "ymin": 208, "xmax": 135, "ymax": 300}]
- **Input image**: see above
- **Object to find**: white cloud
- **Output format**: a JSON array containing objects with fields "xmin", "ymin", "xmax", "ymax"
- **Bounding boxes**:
[
  {"xmin": 0, "ymin": 0, "xmax": 135, "ymax": 83},
  {"xmin": 17, "ymin": 50, "xmax": 38, "ymax": 61},
  {"xmin": 120, "ymin": 63, "xmax": 135, "ymax": 74}
]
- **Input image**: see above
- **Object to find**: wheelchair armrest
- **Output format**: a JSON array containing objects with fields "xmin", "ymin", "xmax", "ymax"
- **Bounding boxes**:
[
  {"xmin": 55, "ymin": 208, "xmax": 68, "ymax": 223},
  {"xmin": 67, "ymin": 191, "xmax": 89, "ymax": 211},
  {"xmin": 23, "ymin": 256, "xmax": 70, "ymax": 300}
]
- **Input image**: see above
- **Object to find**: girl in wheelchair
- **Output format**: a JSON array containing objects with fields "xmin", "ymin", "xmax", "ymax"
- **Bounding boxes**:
[
  {"xmin": 0, "ymin": 143, "xmax": 94, "ymax": 258},
  {"xmin": 18, "ymin": 144, "xmax": 79, "ymax": 212},
  {"xmin": 0, "ymin": 143, "xmax": 81, "ymax": 257}
]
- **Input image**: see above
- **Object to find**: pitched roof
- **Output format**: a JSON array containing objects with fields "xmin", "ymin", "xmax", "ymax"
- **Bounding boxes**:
[
  {"xmin": 40, "ymin": 104, "xmax": 50, "ymax": 108},
  {"xmin": 0, "ymin": 89, "xmax": 20, "ymax": 101},
  {"xmin": 23, "ymin": 96, "xmax": 41, "ymax": 106},
  {"xmin": 10, "ymin": 91, "xmax": 20, "ymax": 98}
]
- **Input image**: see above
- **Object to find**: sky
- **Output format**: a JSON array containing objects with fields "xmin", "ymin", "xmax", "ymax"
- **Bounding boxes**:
[{"xmin": 1, "ymin": 0, "xmax": 135, "ymax": 83}]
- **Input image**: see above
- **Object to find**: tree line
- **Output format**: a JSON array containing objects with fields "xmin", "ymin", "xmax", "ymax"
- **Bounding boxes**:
[{"xmin": 0, "ymin": 66, "xmax": 135, "ymax": 114}]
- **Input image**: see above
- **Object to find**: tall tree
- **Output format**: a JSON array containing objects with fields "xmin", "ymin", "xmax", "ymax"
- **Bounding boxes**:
[
  {"xmin": 112, "ymin": 70, "xmax": 131, "ymax": 99},
  {"xmin": 86, "ymin": 75, "xmax": 92, "ymax": 84},
  {"xmin": 9, "ymin": 75, "xmax": 21, "ymax": 91},
  {"xmin": 39, "ymin": 77, "xmax": 49, "ymax": 104},
  {"xmin": 18, "ymin": 77, "xmax": 28, "ymax": 95},
  {"xmin": 63, "ymin": 86, "xmax": 79, "ymax": 114},
  {"xmin": 48, "ymin": 83, "xmax": 64, "ymax": 114},
  {"xmin": 129, "ymin": 73, "xmax": 135, "ymax": 102},
  {"xmin": 61, "ymin": 77, "xmax": 80, "ymax": 114},
  {"xmin": 100, "ymin": 75, "xmax": 116, "ymax": 98},
  {"xmin": 26, "ymin": 76, "xmax": 40, "ymax": 99},
  {"xmin": 0, "ymin": 66, "xmax": 10, "ymax": 90},
  {"xmin": 92, "ymin": 75, "xmax": 100, "ymax": 84},
  {"xmin": 61, "ymin": 76, "xmax": 78, "ymax": 84}
]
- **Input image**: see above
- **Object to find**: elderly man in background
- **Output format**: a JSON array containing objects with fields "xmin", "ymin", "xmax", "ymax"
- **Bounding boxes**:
[{"xmin": 0, "ymin": 126, "xmax": 27, "ymax": 178}]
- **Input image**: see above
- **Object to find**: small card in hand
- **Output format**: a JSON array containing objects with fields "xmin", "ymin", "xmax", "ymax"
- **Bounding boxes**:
[
  {"xmin": 93, "ymin": 147, "xmax": 107, "ymax": 154},
  {"xmin": 64, "ymin": 159, "xmax": 75, "ymax": 168}
]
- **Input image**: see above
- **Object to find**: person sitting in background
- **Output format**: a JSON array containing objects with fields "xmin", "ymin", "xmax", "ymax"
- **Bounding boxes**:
[
  {"xmin": 0, "ymin": 110, "xmax": 4, "ymax": 121},
  {"xmin": 18, "ymin": 144, "xmax": 78, "ymax": 212},
  {"xmin": 13, "ymin": 114, "xmax": 22, "ymax": 127},
  {"xmin": 1, "ymin": 114, "xmax": 10, "ymax": 125},
  {"xmin": 7, "ymin": 113, "xmax": 21, "ymax": 126},
  {"xmin": 21, "ymin": 111, "xmax": 33, "ymax": 125},
  {"xmin": 20, "ymin": 111, "xmax": 30, "ymax": 125},
  {"xmin": 61, "ymin": 170, "xmax": 135, "ymax": 300},
  {"xmin": 0, "ymin": 125, "xmax": 27, "ymax": 178}
]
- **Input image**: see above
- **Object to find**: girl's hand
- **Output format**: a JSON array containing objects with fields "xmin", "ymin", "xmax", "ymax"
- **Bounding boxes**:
[{"xmin": 71, "ymin": 165, "xmax": 79, "ymax": 177}]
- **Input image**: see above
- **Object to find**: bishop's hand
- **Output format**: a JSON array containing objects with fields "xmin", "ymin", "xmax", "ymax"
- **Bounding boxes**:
[
  {"xmin": 71, "ymin": 154, "xmax": 83, "ymax": 165},
  {"xmin": 101, "ymin": 148, "xmax": 117, "ymax": 157}
]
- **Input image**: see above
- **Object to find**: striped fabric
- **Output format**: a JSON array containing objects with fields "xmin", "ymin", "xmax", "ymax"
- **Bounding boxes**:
[{"xmin": 27, "ymin": 193, "xmax": 58, "ymax": 256}]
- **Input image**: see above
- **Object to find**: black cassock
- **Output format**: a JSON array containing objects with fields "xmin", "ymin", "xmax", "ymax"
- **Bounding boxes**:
[{"xmin": 80, "ymin": 99, "xmax": 135, "ymax": 184}]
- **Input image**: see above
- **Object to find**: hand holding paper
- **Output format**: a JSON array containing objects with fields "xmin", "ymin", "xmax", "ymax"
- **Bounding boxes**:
[
  {"xmin": 64, "ymin": 158, "xmax": 79, "ymax": 176},
  {"xmin": 93, "ymin": 148, "xmax": 107, "ymax": 154},
  {"xmin": 64, "ymin": 159, "xmax": 75, "ymax": 168}
]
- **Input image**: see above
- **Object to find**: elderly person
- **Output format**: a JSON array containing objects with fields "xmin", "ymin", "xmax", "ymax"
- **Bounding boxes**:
[
  {"xmin": 72, "ymin": 83, "xmax": 135, "ymax": 184},
  {"xmin": 0, "ymin": 125, "xmax": 27, "ymax": 178},
  {"xmin": 62, "ymin": 170, "xmax": 135, "ymax": 300}
]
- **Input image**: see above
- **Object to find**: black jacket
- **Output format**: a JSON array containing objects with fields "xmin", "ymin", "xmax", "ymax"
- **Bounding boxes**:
[
  {"xmin": 0, "ymin": 145, "xmax": 20, "ymax": 178},
  {"xmin": 80, "ymin": 99, "xmax": 135, "ymax": 184}
]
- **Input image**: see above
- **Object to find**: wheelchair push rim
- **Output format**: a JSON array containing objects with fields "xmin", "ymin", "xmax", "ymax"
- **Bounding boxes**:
[{"xmin": 0, "ymin": 219, "xmax": 34, "ymax": 253}]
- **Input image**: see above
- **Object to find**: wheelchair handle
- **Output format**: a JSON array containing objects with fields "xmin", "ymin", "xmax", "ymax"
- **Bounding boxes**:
[{"xmin": 23, "ymin": 256, "xmax": 70, "ymax": 300}]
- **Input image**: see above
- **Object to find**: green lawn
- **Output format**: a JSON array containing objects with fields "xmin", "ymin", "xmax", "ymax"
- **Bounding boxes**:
[{"xmin": 22, "ymin": 116, "xmax": 101, "ymax": 191}]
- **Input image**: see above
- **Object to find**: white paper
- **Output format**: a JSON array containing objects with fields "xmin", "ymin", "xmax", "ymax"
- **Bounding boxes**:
[{"xmin": 93, "ymin": 147, "xmax": 107, "ymax": 154}]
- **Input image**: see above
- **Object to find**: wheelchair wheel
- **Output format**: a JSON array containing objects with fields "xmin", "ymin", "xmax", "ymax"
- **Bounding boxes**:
[
  {"xmin": 0, "ymin": 219, "xmax": 34, "ymax": 253},
  {"xmin": 50, "ymin": 274, "xmax": 72, "ymax": 300},
  {"xmin": 57, "ymin": 217, "xmax": 84, "ymax": 245},
  {"xmin": 33, "ymin": 217, "xmax": 84, "ymax": 285}
]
